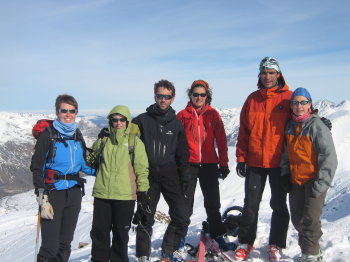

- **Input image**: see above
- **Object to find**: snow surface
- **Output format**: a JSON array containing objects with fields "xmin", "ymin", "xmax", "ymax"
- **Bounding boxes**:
[{"xmin": 0, "ymin": 101, "xmax": 349, "ymax": 262}]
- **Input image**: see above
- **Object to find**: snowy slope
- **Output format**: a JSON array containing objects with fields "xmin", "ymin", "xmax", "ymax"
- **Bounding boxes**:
[{"xmin": 0, "ymin": 101, "xmax": 349, "ymax": 262}]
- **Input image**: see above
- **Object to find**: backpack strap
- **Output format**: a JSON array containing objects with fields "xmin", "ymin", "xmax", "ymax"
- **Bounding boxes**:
[{"xmin": 128, "ymin": 123, "xmax": 141, "ymax": 166}]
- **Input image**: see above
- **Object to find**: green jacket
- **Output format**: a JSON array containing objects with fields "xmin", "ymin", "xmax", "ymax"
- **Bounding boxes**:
[{"xmin": 92, "ymin": 105, "xmax": 149, "ymax": 200}]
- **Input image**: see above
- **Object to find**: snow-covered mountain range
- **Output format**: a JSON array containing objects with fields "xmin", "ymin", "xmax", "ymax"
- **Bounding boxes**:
[{"xmin": 0, "ymin": 100, "xmax": 349, "ymax": 261}]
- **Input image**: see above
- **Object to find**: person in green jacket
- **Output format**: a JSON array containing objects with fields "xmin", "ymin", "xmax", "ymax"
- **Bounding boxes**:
[{"xmin": 89, "ymin": 105, "xmax": 149, "ymax": 262}]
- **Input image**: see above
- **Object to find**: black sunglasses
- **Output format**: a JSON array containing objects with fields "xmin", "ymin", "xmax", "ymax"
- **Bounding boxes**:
[
  {"xmin": 111, "ymin": 117, "xmax": 127, "ymax": 123},
  {"xmin": 58, "ymin": 109, "xmax": 77, "ymax": 114},
  {"xmin": 291, "ymin": 100, "xmax": 310, "ymax": 106},
  {"xmin": 192, "ymin": 93, "xmax": 207, "ymax": 97},
  {"xmin": 155, "ymin": 94, "xmax": 173, "ymax": 100}
]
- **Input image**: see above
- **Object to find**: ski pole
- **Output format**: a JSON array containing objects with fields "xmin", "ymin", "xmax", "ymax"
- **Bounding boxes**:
[
  {"xmin": 34, "ymin": 208, "xmax": 41, "ymax": 262},
  {"xmin": 34, "ymin": 189, "xmax": 43, "ymax": 262}
]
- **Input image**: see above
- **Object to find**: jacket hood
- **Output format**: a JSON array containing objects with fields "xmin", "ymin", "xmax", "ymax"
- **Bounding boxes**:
[{"xmin": 107, "ymin": 105, "xmax": 131, "ymax": 122}]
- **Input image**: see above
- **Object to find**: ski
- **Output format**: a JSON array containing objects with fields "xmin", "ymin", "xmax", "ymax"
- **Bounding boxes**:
[
  {"xmin": 197, "ymin": 230, "xmax": 206, "ymax": 262},
  {"xmin": 204, "ymin": 234, "xmax": 235, "ymax": 262}
]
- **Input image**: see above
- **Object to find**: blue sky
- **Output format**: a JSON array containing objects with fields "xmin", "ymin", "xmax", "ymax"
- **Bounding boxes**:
[{"xmin": 0, "ymin": 0, "xmax": 349, "ymax": 115}]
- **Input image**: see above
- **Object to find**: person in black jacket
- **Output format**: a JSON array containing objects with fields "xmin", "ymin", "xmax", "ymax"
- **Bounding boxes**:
[{"xmin": 133, "ymin": 80, "xmax": 191, "ymax": 262}]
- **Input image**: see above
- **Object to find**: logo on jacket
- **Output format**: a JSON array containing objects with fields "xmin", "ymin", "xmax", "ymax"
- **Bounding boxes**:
[{"xmin": 166, "ymin": 131, "xmax": 174, "ymax": 135}]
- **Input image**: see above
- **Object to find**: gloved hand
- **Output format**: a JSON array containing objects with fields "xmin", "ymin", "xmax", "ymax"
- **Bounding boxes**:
[
  {"xmin": 132, "ymin": 206, "xmax": 142, "ymax": 225},
  {"xmin": 132, "ymin": 204, "xmax": 153, "ymax": 225},
  {"xmin": 40, "ymin": 195, "xmax": 54, "ymax": 220},
  {"xmin": 236, "ymin": 162, "xmax": 247, "ymax": 178},
  {"xmin": 321, "ymin": 117, "xmax": 332, "ymax": 130},
  {"xmin": 281, "ymin": 174, "xmax": 292, "ymax": 193},
  {"xmin": 98, "ymin": 127, "xmax": 110, "ymax": 139},
  {"xmin": 137, "ymin": 191, "xmax": 151, "ymax": 212},
  {"xmin": 181, "ymin": 182, "xmax": 190, "ymax": 198},
  {"xmin": 35, "ymin": 188, "xmax": 45, "ymax": 205},
  {"xmin": 218, "ymin": 166, "xmax": 230, "ymax": 180}
]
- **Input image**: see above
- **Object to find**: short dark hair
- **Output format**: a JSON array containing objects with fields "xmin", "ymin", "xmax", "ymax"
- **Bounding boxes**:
[
  {"xmin": 55, "ymin": 94, "xmax": 78, "ymax": 114},
  {"xmin": 187, "ymin": 82, "xmax": 213, "ymax": 105},
  {"xmin": 154, "ymin": 79, "xmax": 175, "ymax": 97}
]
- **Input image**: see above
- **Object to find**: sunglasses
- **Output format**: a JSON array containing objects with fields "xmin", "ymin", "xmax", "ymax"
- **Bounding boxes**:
[
  {"xmin": 262, "ymin": 57, "xmax": 278, "ymax": 63},
  {"xmin": 58, "ymin": 109, "xmax": 77, "ymax": 114},
  {"xmin": 111, "ymin": 117, "xmax": 127, "ymax": 123},
  {"xmin": 192, "ymin": 93, "xmax": 207, "ymax": 97},
  {"xmin": 290, "ymin": 100, "xmax": 310, "ymax": 106},
  {"xmin": 155, "ymin": 94, "xmax": 173, "ymax": 100}
]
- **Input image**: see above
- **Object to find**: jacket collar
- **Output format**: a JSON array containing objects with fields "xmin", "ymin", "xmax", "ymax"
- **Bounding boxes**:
[{"xmin": 259, "ymin": 84, "xmax": 290, "ymax": 99}]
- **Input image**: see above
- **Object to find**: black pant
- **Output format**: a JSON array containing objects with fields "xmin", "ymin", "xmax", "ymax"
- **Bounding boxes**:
[
  {"xmin": 238, "ymin": 167, "xmax": 290, "ymax": 248},
  {"xmin": 136, "ymin": 177, "xmax": 190, "ymax": 257},
  {"xmin": 90, "ymin": 198, "xmax": 135, "ymax": 262},
  {"xmin": 38, "ymin": 187, "xmax": 82, "ymax": 262},
  {"xmin": 185, "ymin": 164, "xmax": 226, "ymax": 238}
]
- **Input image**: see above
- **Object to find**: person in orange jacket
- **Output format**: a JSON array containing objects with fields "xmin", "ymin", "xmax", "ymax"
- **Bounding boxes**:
[
  {"xmin": 234, "ymin": 57, "xmax": 291, "ymax": 261},
  {"xmin": 281, "ymin": 87, "xmax": 337, "ymax": 262},
  {"xmin": 177, "ymin": 80, "xmax": 230, "ymax": 249}
]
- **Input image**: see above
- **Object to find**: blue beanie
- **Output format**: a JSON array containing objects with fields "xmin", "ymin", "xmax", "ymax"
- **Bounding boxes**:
[{"xmin": 291, "ymin": 87, "xmax": 312, "ymax": 100}]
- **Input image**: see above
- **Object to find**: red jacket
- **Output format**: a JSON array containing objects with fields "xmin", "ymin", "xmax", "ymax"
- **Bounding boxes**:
[
  {"xmin": 177, "ymin": 103, "xmax": 229, "ymax": 167},
  {"xmin": 236, "ymin": 85, "xmax": 292, "ymax": 168}
]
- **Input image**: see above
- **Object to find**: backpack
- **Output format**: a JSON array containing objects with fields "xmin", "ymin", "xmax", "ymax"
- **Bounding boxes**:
[
  {"xmin": 86, "ymin": 123, "xmax": 141, "ymax": 169},
  {"xmin": 32, "ymin": 119, "xmax": 89, "ymax": 191},
  {"xmin": 32, "ymin": 119, "xmax": 54, "ymax": 139}
]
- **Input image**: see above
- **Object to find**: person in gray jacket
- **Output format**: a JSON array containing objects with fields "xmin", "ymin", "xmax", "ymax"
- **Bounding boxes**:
[{"xmin": 280, "ymin": 87, "xmax": 337, "ymax": 262}]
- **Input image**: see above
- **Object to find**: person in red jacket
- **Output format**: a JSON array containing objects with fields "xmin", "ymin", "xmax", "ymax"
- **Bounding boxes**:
[
  {"xmin": 234, "ymin": 57, "xmax": 291, "ymax": 261},
  {"xmin": 177, "ymin": 80, "xmax": 230, "ymax": 248}
]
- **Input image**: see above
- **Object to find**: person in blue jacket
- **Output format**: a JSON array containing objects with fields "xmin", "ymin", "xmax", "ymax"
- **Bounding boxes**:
[{"xmin": 30, "ymin": 94, "xmax": 95, "ymax": 262}]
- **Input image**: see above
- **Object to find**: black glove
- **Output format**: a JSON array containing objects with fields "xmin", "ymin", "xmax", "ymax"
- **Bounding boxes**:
[
  {"xmin": 133, "ymin": 192, "xmax": 152, "ymax": 225},
  {"xmin": 34, "ymin": 187, "xmax": 45, "ymax": 197},
  {"xmin": 236, "ymin": 162, "xmax": 247, "ymax": 178},
  {"xmin": 281, "ymin": 174, "xmax": 292, "ymax": 193},
  {"xmin": 132, "ymin": 206, "xmax": 143, "ymax": 225},
  {"xmin": 33, "ymin": 174, "xmax": 46, "ymax": 190},
  {"xmin": 218, "ymin": 166, "xmax": 230, "ymax": 180},
  {"xmin": 137, "ymin": 191, "xmax": 151, "ymax": 212},
  {"xmin": 181, "ymin": 182, "xmax": 191, "ymax": 198},
  {"xmin": 321, "ymin": 117, "xmax": 332, "ymax": 131},
  {"xmin": 98, "ymin": 127, "xmax": 110, "ymax": 139}
]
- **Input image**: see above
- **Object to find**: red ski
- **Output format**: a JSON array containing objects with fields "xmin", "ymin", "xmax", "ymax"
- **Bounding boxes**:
[{"xmin": 197, "ymin": 230, "xmax": 206, "ymax": 262}]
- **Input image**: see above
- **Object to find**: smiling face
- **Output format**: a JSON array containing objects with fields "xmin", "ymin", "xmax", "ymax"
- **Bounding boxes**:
[
  {"xmin": 57, "ymin": 102, "xmax": 77, "ymax": 123},
  {"xmin": 191, "ymin": 87, "xmax": 207, "ymax": 109},
  {"xmin": 260, "ymin": 69, "xmax": 280, "ymax": 89},
  {"xmin": 291, "ymin": 95, "xmax": 312, "ymax": 116},
  {"xmin": 154, "ymin": 87, "xmax": 174, "ymax": 111}
]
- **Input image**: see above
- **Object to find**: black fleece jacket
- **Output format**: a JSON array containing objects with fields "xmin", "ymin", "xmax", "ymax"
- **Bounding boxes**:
[{"xmin": 132, "ymin": 104, "xmax": 190, "ymax": 180}]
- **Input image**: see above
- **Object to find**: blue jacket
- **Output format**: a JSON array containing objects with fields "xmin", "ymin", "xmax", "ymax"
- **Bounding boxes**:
[{"xmin": 31, "ymin": 126, "xmax": 95, "ymax": 190}]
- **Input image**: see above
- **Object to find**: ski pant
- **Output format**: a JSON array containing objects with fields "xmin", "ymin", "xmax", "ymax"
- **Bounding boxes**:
[
  {"xmin": 38, "ymin": 186, "xmax": 82, "ymax": 262},
  {"xmin": 238, "ymin": 167, "xmax": 290, "ymax": 248},
  {"xmin": 184, "ymin": 164, "xmax": 226, "ymax": 238},
  {"xmin": 90, "ymin": 198, "xmax": 135, "ymax": 262},
  {"xmin": 136, "ymin": 177, "xmax": 190, "ymax": 257},
  {"xmin": 289, "ymin": 181, "xmax": 326, "ymax": 255}
]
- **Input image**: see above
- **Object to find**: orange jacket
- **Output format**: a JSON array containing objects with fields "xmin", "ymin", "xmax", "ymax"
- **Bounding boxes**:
[
  {"xmin": 236, "ymin": 85, "xmax": 293, "ymax": 168},
  {"xmin": 281, "ymin": 114, "xmax": 338, "ymax": 195}
]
